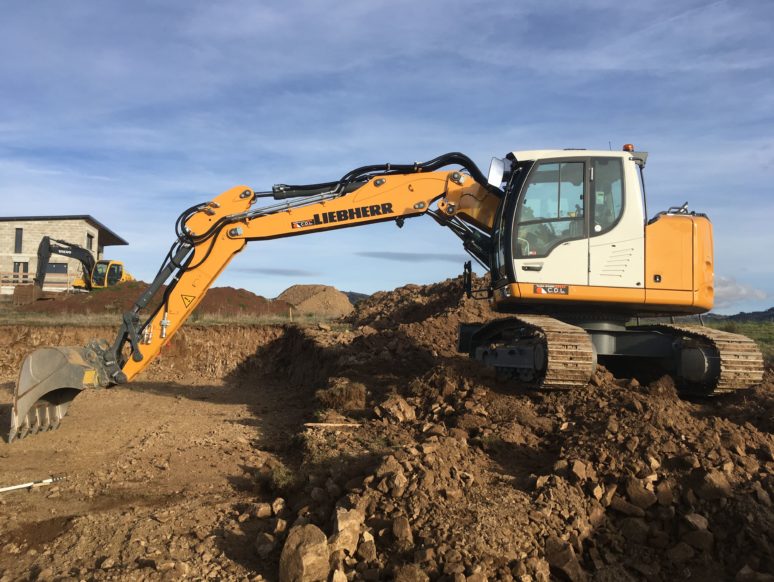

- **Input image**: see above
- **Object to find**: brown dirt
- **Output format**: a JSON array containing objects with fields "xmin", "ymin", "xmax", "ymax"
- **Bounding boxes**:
[
  {"xmin": 0, "ymin": 277, "xmax": 772, "ymax": 582},
  {"xmin": 277, "ymin": 285, "xmax": 354, "ymax": 318},
  {"xmin": 14, "ymin": 281, "xmax": 291, "ymax": 318}
]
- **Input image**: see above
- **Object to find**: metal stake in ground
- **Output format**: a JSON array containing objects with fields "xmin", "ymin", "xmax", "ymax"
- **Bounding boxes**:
[{"xmin": 0, "ymin": 474, "xmax": 66, "ymax": 494}]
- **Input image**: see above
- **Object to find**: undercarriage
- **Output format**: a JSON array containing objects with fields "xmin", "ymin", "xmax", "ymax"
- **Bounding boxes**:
[{"xmin": 459, "ymin": 315, "xmax": 764, "ymax": 395}]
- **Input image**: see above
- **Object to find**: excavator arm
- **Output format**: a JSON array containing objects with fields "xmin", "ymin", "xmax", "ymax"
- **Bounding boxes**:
[
  {"xmin": 9, "ymin": 153, "xmax": 501, "ymax": 441},
  {"xmin": 35, "ymin": 236, "xmax": 97, "ymax": 291}
]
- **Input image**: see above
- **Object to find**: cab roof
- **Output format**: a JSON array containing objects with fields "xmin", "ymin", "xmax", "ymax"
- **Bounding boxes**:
[{"xmin": 509, "ymin": 149, "xmax": 638, "ymax": 161}]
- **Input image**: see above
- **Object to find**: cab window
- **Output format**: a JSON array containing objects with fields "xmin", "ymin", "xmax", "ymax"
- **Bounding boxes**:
[
  {"xmin": 591, "ymin": 158, "xmax": 624, "ymax": 234},
  {"xmin": 514, "ymin": 161, "xmax": 585, "ymax": 257},
  {"xmin": 107, "ymin": 264, "xmax": 123, "ymax": 285}
]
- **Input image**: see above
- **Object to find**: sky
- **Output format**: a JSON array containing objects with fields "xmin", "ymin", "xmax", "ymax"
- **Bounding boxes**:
[{"xmin": 1, "ymin": 0, "xmax": 772, "ymax": 314}]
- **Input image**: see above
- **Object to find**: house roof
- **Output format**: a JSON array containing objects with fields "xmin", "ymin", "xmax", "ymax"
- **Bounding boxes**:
[{"xmin": 0, "ymin": 215, "xmax": 128, "ymax": 246}]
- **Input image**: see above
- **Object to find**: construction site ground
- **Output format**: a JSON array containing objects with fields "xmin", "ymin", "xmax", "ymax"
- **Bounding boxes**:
[{"xmin": 0, "ymin": 279, "xmax": 772, "ymax": 582}]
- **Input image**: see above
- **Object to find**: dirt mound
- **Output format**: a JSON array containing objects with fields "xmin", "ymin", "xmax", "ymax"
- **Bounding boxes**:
[
  {"xmin": 277, "ymin": 284, "xmax": 353, "ymax": 318},
  {"xmin": 14, "ymin": 281, "xmax": 290, "ymax": 318},
  {"xmin": 1, "ymin": 275, "xmax": 772, "ymax": 582}
]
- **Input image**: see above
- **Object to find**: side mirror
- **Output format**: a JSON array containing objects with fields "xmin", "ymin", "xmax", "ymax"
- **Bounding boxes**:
[{"xmin": 487, "ymin": 157, "xmax": 511, "ymax": 187}]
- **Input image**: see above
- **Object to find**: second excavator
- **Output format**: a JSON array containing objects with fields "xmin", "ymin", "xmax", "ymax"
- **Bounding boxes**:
[{"xmin": 8, "ymin": 147, "xmax": 764, "ymax": 441}]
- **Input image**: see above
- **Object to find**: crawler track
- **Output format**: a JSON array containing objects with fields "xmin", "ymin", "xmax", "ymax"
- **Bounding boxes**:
[
  {"xmin": 513, "ymin": 315, "xmax": 596, "ymax": 389},
  {"xmin": 638, "ymin": 323, "xmax": 764, "ymax": 393}
]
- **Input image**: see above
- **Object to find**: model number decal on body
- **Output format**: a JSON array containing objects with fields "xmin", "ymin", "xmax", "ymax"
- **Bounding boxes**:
[
  {"xmin": 533, "ymin": 284, "xmax": 569, "ymax": 295},
  {"xmin": 291, "ymin": 203, "xmax": 394, "ymax": 229}
]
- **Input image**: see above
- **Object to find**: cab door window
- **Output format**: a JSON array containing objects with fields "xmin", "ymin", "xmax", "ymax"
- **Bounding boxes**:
[
  {"xmin": 514, "ymin": 161, "xmax": 585, "ymax": 257},
  {"xmin": 591, "ymin": 158, "xmax": 624, "ymax": 234},
  {"xmin": 107, "ymin": 264, "xmax": 123, "ymax": 285}
]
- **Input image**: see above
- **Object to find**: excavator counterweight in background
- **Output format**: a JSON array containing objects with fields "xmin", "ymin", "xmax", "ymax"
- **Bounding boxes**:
[{"xmin": 7, "ymin": 148, "xmax": 764, "ymax": 442}]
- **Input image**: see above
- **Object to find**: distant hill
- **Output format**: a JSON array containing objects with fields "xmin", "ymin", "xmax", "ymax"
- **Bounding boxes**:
[
  {"xmin": 344, "ymin": 291, "xmax": 370, "ymax": 305},
  {"xmin": 707, "ymin": 307, "xmax": 774, "ymax": 322}
]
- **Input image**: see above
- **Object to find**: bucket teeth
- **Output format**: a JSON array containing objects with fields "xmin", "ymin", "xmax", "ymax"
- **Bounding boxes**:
[{"xmin": 9, "ymin": 401, "xmax": 65, "ymax": 442}]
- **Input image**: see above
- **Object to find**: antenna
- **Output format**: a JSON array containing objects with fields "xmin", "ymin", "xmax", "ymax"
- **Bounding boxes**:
[{"xmin": 608, "ymin": 141, "xmax": 612, "ymax": 151}]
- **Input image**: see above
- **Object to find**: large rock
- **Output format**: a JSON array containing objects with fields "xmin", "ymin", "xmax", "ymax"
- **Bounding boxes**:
[
  {"xmin": 392, "ymin": 516, "xmax": 414, "ymax": 550},
  {"xmin": 378, "ymin": 395, "xmax": 417, "ymax": 423},
  {"xmin": 329, "ymin": 507, "xmax": 365, "ymax": 555},
  {"xmin": 279, "ymin": 525, "xmax": 330, "ymax": 582},
  {"xmin": 625, "ymin": 477, "xmax": 657, "ymax": 509},
  {"xmin": 689, "ymin": 469, "xmax": 732, "ymax": 500},
  {"xmin": 394, "ymin": 564, "xmax": 429, "ymax": 582},
  {"xmin": 545, "ymin": 535, "xmax": 587, "ymax": 582}
]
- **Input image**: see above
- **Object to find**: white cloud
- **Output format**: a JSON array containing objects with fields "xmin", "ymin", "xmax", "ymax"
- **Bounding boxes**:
[{"xmin": 714, "ymin": 276, "xmax": 767, "ymax": 309}]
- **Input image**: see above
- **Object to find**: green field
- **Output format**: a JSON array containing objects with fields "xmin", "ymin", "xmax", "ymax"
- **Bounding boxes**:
[{"xmin": 708, "ymin": 320, "xmax": 774, "ymax": 365}]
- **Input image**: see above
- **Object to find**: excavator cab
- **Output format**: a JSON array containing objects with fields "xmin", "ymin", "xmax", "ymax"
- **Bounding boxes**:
[{"xmin": 91, "ymin": 260, "xmax": 124, "ymax": 288}]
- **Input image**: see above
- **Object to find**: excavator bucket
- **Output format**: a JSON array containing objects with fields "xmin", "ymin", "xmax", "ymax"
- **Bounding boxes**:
[{"xmin": 8, "ymin": 347, "xmax": 102, "ymax": 442}]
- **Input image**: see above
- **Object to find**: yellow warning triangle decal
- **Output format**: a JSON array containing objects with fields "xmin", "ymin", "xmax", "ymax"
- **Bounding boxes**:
[{"xmin": 181, "ymin": 294, "xmax": 195, "ymax": 308}]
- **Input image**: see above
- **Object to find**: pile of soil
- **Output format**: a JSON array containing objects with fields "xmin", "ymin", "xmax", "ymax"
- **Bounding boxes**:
[
  {"xmin": 0, "ymin": 276, "xmax": 772, "ymax": 581},
  {"xmin": 277, "ymin": 285, "xmax": 354, "ymax": 318},
  {"xmin": 15, "ymin": 281, "xmax": 291, "ymax": 318}
]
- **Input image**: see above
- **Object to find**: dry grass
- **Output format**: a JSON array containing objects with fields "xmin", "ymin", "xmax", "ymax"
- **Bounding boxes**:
[
  {"xmin": 0, "ymin": 302, "xmax": 346, "ymax": 329},
  {"xmin": 315, "ymin": 378, "xmax": 367, "ymax": 411}
]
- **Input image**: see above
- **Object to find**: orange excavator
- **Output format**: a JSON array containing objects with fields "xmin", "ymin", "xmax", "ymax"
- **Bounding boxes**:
[{"xmin": 8, "ymin": 147, "xmax": 764, "ymax": 441}]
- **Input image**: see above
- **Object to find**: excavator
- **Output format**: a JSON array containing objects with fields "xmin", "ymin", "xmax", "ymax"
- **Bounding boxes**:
[
  {"xmin": 8, "ymin": 147, "xmax": 764, "ymax": 441},
  {"xmin": 35, "ymin": 236, "xmax": 134, "ymax": 291}
]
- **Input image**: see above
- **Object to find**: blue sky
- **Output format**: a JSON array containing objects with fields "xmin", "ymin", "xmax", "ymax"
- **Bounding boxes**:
[{"xmin": 1, "ymin": 0, "xmax": 772, "ymax": 313}]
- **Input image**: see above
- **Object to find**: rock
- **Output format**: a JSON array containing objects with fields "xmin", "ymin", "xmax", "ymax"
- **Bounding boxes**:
[
  {"xmin": 544, "ymin": 535, "xmax": 586, "ymax": 581},
  {"xmin": 394, "ymin": 564, "xmax": 429, "ymax": 582},
  {"xmin": 356, "ymin": 539, "xmax": 377, "ymax": 562},
  {"xmin": 682, "ymin": 529, "xmax": 714, "ymax": 552},
  {"xmin": 331, "ymin": 569, "xmax": 347, "ymax": 582},
  {"xmin": 625, "ymin": 478, "xmax": 657, "ymax": 509},
  {"xmin": 666, "ymin": 542, "xmax": 695, "ymax": 563},
  {"xmin": 392, "ymin": 516, "xmax": 414, "ymax": 549},
  {"xmin": 751, "ymin": 481, "xmax": 772, "ymax": 507},
  {"xmin": 689, "ymin": 469, "xmax": 732, "ymax": 500},
  {"xmin": 619, "ymin": 517, "xmax": 649, "ymax": 545},
  {"xmin": 735, "ymin": 564, "xmax": 774, "ymax": 582},
  {"xmin": 279, "ymin": 525, "xmax": 330, "ymax": 582},
  {"xmin": 570, "ymin": 460, "xmax": 587, "ymax": 482},
  {"xmin": 272, "ymin": 498, "xmax": 287, "ymax": 515},
  {"xmin": 683, "ymin": 513, "xmax": 709, "ymax": 531},
  {"xmin": 609, "ymin": 495, "xmax": 645, "ymax": 517},
  {"xmin": 256, "ymin": 532, "xmax": 277, "ymax": 559},
  {"xmin": 157, "ymin": 561, "xmax": 176, "ymax": 572},
  {"xmin": 253, "ymin": 502, "xmax": 273, "ymax": 519},
  {"xmin": 336, "ymin": 506, "xmax": 364, "ymax": 538},
  {"xmin": 601, "ymin": 483, "xmax": 618, "ymax": 507},
  {"xmin": 175, "ymin": 562, "xmax": 190, "ymax": 576},
  {"xmin": 390, "ymin": 471, "xmax": 409, "ymax": 498},
  {"xmin": 100, "ymin": 557, "xmax": 115, "ymax": 570},
  {"xmin": 467, "ymin": 573, "xmax": 488, "ymax": 582},
  {"xmin": 380, "ymin": 395, "xmax": 417, "ymax": 423},
  {"xmin": 655, "ymin": 481, "xmax": 674, "ymax": 506},
  {"xmin": 330, "ymin": 507, "xmax": 365, "ymax": 555},
  {"xmin": 310, "ymin": 487, "xmax": 327, "ymax": 503}
]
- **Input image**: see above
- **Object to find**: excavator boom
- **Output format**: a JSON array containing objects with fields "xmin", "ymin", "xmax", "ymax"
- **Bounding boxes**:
[{"xmin": 8, "ymin": 153, "xmax": 500, "ymax": 441}]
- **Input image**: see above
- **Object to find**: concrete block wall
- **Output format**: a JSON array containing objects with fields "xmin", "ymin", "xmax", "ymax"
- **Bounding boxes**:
[{"xmin": 0, "ymin": 219, "xmax": 100, "ymax": 283}]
